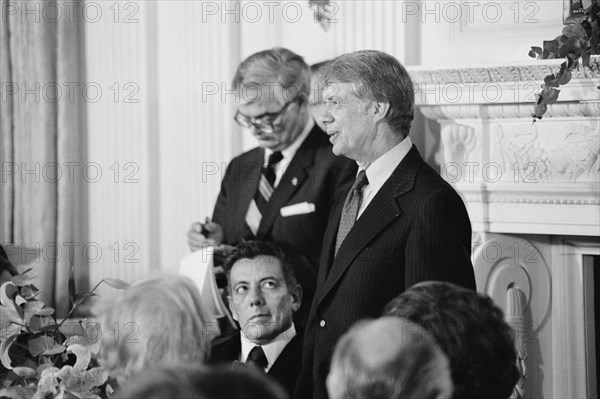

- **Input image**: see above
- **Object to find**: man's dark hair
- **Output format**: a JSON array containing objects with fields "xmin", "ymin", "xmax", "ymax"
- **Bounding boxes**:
[
  {"xmin": 383, "ymin": 281, "xmax": 519, "ymax": 399},
  {"xmin": 223, "ymin": 241, "xmax": 298, "ymax": 294}
]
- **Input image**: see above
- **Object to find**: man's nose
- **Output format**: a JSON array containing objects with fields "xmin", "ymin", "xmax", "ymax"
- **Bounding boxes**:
[
  {"xmin": 249, "ymin": 286, "xmax": 265, "ymax": 306},
  {"xmin": 320, "ymin": 105, "xmax": 333, "ymax": 126}
]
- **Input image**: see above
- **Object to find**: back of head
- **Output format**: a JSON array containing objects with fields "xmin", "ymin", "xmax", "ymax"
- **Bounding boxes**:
[
  {"xmin": 116, "ymin": 365, "xmax": 289, "ymax": 399},
  {"xmin": 328, "ymin": 317, "xmax": 452, "ymax": 399},
  {"xmin": 98, "ymin": 274, "xmax": 214, "ymax": 384},
  {"xmin": 322, "ymin": 50, "xmax": 414, "ymax": 135},
  {"xmin": 233, "ymin": 47, "xmax": 310, "ymax": 104},
  {"xmin": 115, "ymin": 365, "xmax": 209, "ymax": 399},
  {"xmin": 383, "ymin": 281, "xmax": 519, "ymax": 399}
]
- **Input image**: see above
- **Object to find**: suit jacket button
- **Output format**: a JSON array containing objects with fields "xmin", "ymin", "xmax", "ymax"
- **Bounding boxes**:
[{"xmin": 319, "ymin": 320, "xmax": 326, "ymax": 328}]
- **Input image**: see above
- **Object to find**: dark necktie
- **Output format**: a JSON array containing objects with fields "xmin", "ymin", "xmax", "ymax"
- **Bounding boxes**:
[
  {"xmin": 245, "ymin": 151, "xmax": 283, "ymax": 237},
  {"xmin": 246, "ymin": 345, "xmax": 268, "ymax": 371},
  {"xmin": 335, "ymin": 170, "xmax": 369, "ymax": 256}
]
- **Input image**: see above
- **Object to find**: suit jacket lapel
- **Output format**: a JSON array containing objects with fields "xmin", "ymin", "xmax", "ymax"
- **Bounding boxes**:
[
  {"xmin": 237, "ymin": 149, "xmax": 264, "ymax": 232},
  {"xmin": 256, "ymin": 127, "xmax": 320, "ymax": 238},
  {"xmin": 317, "ymin": 145, "xmax": 422, "ymax": 304}
]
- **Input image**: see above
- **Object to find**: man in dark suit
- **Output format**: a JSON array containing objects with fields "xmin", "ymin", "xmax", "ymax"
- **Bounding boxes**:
[
  {"xmin": 187, "ymin": 48, "xmax": 356, "ymax": 320},
  {"xmin": 295, "ymin": 50, "xmax": 476, "ymax": 399},
  {"xmin": 209, "ymin": 241, "xmax": 304, "ymax": 397}
]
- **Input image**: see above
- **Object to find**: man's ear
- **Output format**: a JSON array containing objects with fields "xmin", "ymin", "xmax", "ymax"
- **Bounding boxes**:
[
  {"xmin": 291, "ymin": 284, "xmax": 303, "ymax": 312},
  {"xmin": 372, "ymin": 101, "xmax": 390, "ymax": 122},
  {"xmin": 227, "ymin": 295, "xmax": 239, "ymax": 322}
]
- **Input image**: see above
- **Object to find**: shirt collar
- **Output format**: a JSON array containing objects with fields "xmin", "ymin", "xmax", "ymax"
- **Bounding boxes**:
[
  {"xmin": 240, "ymin": 323, "xmax": 297, "ymax": 372},
  {"xmin": 264, "ymin": 117, "xmax": 314, "ymax": 165},
  {"xmin": 363, "ymin": 136, "xmax": 413, "ymax": 194}
]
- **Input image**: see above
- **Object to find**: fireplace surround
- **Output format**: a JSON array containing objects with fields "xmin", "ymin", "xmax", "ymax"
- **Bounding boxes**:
[{"xmin": 409, "ymin": 58, "xmax": 600, "ymax": 398}]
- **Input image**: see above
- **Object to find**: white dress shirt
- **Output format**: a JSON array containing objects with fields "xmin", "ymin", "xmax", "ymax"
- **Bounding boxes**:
[
  {"xmin": 240, "ymin": 323, "xmax": 297, "ymax": 372},
  {"xmin": 357, "ymin": 136, "xmax": 413, "ymax": 219}
]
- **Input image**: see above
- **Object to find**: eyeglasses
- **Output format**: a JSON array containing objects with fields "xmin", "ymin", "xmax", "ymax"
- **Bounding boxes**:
[{"xmin": 234, "ymin": 100, "xmax": 297, "ymax": 134}]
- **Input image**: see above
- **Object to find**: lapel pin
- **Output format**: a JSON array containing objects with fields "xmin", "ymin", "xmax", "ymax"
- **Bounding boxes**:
[{"xmin": 291, "ymin": 177, "xmax": 298, "ymax": 186}]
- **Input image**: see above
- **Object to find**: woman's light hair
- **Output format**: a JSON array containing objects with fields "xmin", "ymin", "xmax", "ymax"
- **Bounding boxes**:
[{"xmin": 98, "ymin": 274, "xmax": 216, "ymax": 384}]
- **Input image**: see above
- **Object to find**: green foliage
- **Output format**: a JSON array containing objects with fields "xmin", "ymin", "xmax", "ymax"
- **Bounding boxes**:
[
  {"xmin": 0, "ymin": 266, "xmax": 129, "ymax": 399},
  {"xmin": 529, "ymin": 0, "xmax": 600, "ymax": 120}
]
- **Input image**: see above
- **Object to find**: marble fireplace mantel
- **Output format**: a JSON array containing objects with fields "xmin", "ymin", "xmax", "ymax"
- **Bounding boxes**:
[
  {"xmin": 408, "ymin": 59, "xmax": 600, "ymax": 399},
  {"xmin": 408, "ymin": 58, "xmax": 600, "ymax": 237}
]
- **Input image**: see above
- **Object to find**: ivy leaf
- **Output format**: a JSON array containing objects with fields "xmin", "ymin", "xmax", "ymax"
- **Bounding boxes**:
[
  {"xmin": 542, "ymin": 39, "xmax": 559, "ymax": 58},
  {"xmin": 12, "ymin": 366, "xmax": 37, "ymax": 379},
  {"xmin": 1, "ymin": 282, "xmax": 19, "ymax": 304},
  {"xmin": 23, "ymin": 301, "xmax": 45, "ymax": 313},
  {"xmin": 14, "ymin": 295, "xmax": 27, "ymax": 306},
  {"xmin": 1, "ymin": 303, "xmax": 24, "ymax": 325},
  {"xmin": 11, "ymin": 274, "xmax": 33, "ymax": 287},
  {"xmin": 41, "ymin": 343, "xmax": 66, "ymax": 356},
  {"xmin": 582, "ymin": 52, "xmax": 591, "ymax": 68},
  {"xmin": 544, "ymin": 74, "xmax": 560, "ymax": 87},
  {"xmin": 28, "ymin": 335, "xmax": 55, "ymax": 357},
  {"xmin": 559, "ymin": 70, "xmax": 573, "ymax": 85},
  {"xmin": 20, "ymin": 285, "xmax": 40, "ymax": 300},
  {"xmin": 29, "ymin": 315, "xmax": 57, "ymax": 333},
  {"xmin": 103, "ymin": 278, "xmax": 130, "ymax": 290},
  {"xmin": 528, "ymin": 46, "xmax": 542, "ymax": 58},
  {"xmin": 0, "ymin": 334, "xmax": 19, "ymax": 369},
  {"xmin": 33, "ymin": 307, "xmax": 55, "ymax": 317}
]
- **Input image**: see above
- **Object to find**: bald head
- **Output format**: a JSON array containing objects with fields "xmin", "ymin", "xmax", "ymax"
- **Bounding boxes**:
[{"xmin": 327, "ymin": 317, "xmax": 452, "ymax": 399}]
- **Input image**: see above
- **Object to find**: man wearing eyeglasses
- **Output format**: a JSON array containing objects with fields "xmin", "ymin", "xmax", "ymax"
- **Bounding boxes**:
[{"xmin": 187, "ymin": 48, "xmax": 356, "ymax": 326}]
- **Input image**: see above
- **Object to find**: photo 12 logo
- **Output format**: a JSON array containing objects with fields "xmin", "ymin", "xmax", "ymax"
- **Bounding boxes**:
[
  {"xmin": 1, "ymin": 162, "xmax": 140, "ymax": 184},
  {"xmin": 2, "ymin": 1, "xmax": 140, "ymax": 24}
]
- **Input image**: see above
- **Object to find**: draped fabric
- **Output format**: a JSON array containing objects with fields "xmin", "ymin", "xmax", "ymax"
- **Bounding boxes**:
[{"xmin": 0, "ymin": 0, "xmax": 86, "ymax": 316}]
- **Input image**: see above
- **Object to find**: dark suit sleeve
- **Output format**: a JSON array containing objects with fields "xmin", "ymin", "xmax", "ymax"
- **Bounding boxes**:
[
  {"xmin": 212, "ymin": 160, "xmax": 236, "ymax": 245},
  {"xmin": 404, "ymin": 188, "xmax": 475, "ymax": 290}
]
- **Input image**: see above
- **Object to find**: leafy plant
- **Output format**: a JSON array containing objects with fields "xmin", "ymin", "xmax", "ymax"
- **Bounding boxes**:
[
  {"xmin": 529, "ymin": 0, "xmax": 600, "ymax": 121},
  {"xmin": 0, "ymin": 266, "xmax": 129, "ymax": 399}
]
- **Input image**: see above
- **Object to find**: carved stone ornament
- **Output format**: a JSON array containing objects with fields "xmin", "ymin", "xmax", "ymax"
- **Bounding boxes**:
[{"xmin": 410, "ymin": 59, "xmax": 600, "ymax": 236}]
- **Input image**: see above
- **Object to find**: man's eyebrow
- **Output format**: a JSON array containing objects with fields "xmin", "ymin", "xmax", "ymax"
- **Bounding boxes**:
[{"xmin": 260, "ymin": 276, "xmax": 280, "ymax": 282}]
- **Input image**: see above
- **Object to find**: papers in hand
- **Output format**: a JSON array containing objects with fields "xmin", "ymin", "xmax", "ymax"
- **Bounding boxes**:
[{"xmin": 180, "ymin": 247, "xmax": 236, "ymax": 329}]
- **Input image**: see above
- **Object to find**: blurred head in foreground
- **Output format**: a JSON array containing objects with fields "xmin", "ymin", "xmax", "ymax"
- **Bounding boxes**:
[
  {"xmin": 116, "ymin": 365, "xmax": 289, "ymax": 399},
  {"xmin": 383, "ymin": 281, "xmax": 519, "ymax": 399},
  {"xmin": 327, "ymin": 316, "xmax": 453, "ymax": 399},
  {"xmin": 98, "ymin": 274, "xmax": 215, "ymax": 385}
]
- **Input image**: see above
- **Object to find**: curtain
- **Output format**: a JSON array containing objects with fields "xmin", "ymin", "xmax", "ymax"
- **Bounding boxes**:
[{"xmin": 1, "ymin": 0, "xmax": 87, "ymax": 317}]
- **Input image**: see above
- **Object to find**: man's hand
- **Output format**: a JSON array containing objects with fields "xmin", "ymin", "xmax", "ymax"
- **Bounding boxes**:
[{"xmin": 187, "ymin": 221, "xmax": 224, "ymax": 252}]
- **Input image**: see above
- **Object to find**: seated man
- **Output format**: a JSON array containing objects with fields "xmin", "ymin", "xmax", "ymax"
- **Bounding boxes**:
[
  {"xmin": 326, "ymin": 317, "xmax": 453, "ymax": 399},
  {"xmin": 383, "ymin": 281, "xmax": 519, "ymax": 399},
  {"xmin": 209, "ymin": 241, "xmax": 303, "ymax": 397}
]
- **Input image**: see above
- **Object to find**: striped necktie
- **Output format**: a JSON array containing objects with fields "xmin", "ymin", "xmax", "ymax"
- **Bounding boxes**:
[
  {"xmin": 335, "ymin": 170, "xmax": 368, "ymax": 256},
  {"xmin": 245, "ymin": 151, "xmax": 283, "ymax": 236}
]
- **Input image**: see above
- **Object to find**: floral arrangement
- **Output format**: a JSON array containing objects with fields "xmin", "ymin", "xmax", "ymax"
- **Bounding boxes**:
[
  {"xmin": 529, "ymin": 0, "xmax": 600, "ymax": 120},
  {"xmin": 0, "ymin": 266, "xmax": 129, "ymax": 399}
]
